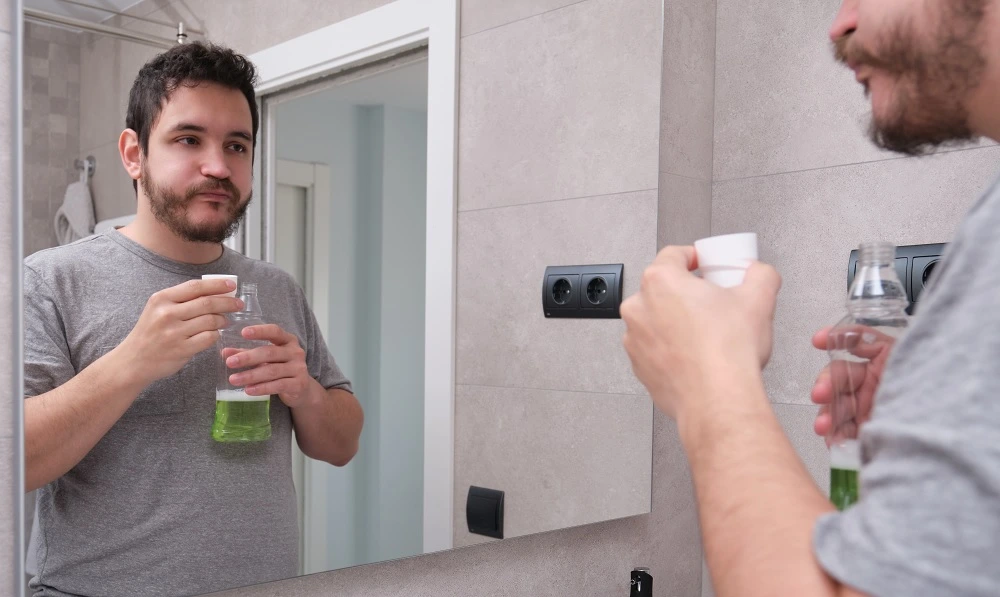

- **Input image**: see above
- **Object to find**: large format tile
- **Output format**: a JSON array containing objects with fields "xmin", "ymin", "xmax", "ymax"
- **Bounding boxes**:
[
  {"xmin": 453, "ymin": 385, "xmax": 652, "ymax": 547},
  {"xmin": 456, "ymin": 190, "xmax": 657, "ymax": 394},
  {"xmin": 713, "ymin": 146, "xmax": 1000, "ymax": 406},
  {"xmin": 458, "ymin": 0, "xmax": 660, "ymax": 211},
  {"xmin": 713, "ymin": 0, "xmax": 893, "ymax": 180},
  {"xmin": 461, "ymin": 0, "xmax": 585, "ymax": 37},
  {"xmin": 660, "ymin": 0, "xmax": 714, "ymax": 181},
  {"xmin": 210, "ymin": 413, "xmax": 701, "ymax": 597},
  {"xmin": 658, "ymin": 172, "xmax": 711, "ymax": 249}
]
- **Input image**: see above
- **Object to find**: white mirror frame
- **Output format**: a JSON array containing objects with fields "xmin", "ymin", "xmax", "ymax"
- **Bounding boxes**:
[{"xmin": 246, "ymin": 0, "xmax": 460, "ymax": 555}]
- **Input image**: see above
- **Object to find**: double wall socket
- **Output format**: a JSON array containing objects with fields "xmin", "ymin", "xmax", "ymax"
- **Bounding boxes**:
[
  {"xmin": 543, "ymin": 264, "xmax": 624, "ymax": 319},
  {"xmin": 847, "ymin": 243, "xmax": 946, "ymax": 311}
]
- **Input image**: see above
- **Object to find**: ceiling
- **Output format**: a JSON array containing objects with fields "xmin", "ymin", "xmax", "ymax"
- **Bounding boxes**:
[{"xmin": 24, "ymin": 0, "xmax": 145, "ymax": 23}]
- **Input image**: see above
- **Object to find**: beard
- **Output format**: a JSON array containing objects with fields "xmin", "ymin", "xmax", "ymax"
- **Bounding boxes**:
[
  {"xmin": 834, "ymin": 0, "xmax": 988, "ymax": 155},
  {"xmin": 140, "ymin": 162, "xmax": 251, "ymax": 244}
]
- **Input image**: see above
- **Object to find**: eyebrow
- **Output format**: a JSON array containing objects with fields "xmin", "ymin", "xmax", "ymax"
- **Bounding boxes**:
[{"xmin": 168, "ymin": 122, "xmax": 252, "ymax": 142}]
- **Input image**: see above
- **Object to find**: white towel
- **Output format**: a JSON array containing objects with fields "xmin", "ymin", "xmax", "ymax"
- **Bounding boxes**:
[{"xmin": 53, "ymin": 181, "xmax": 96, "ymax": 245}]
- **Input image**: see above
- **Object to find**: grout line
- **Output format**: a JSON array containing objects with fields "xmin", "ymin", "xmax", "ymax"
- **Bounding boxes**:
[
  {"xmin": 713, "ymin": 144, "xmax": 1000, "ymax": 185},
  {"xmin": 661, "ymin": 171, "xmax": 711, "ymax": 183},
  {"xmin": 456, "ymin": 381, "xmax": 649, "ymax": 399},
  {"xmin": 461, "ymin": 0, "xmax": 592, "ymax": 39},
  {"xmin": 458, "ymin": 187, "xmax": 658, "ymax": 214}
]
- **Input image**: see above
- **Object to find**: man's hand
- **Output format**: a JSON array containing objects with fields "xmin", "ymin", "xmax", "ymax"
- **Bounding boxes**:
[
  {"xmin": 117, "ymin": 278, "xmax": 242, "ymax": 386},
  {"xmin": 811, "ymin": 325, "xmax": 895, "ymax": 441},
  {"xmin": 223, "ymin": 324, "xmax": 317, "ymax": 409},
  {"xmin": 621, "ymin": 245, "xmax": 782, "ymax": 419}
]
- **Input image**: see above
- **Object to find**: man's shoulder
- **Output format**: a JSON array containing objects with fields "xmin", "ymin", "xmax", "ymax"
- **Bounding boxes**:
[{"xmin": 24, "ymin": 234, "xmax": 119, "ymax": 279}]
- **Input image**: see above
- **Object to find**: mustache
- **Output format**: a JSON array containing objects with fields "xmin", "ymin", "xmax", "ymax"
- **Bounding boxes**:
[
  {"xmin": 833, "ymin": 34, "xmax": 896, "ymax": 73},
  {"xmin": 185, "ymin": 178, "xmax": 240, "ymax": 203}
]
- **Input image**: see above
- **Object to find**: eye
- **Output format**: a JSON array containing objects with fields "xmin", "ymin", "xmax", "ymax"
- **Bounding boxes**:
[
  {"xmin": 228, "ymin": 143, "xmax": 248, "ymax": 153},
  {"xmin": 178, "ymin": 136, "xmax": 198, "ymax": 146}
]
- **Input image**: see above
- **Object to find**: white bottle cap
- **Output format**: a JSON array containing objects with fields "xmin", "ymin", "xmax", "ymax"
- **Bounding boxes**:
[
  {"xmin": 202, "ymin": 274, "xmax": 238, "ymax": 297},
  {"xmin": 694, "ymin": 233, "xmax": 758, "ymax": 288}
]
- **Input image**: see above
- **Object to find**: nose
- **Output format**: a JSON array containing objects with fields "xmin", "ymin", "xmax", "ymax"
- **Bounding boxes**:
[
  {"xmin": 200, "ymin": 146, "xmax": 232, "ymax": 181},
  {"xmin": 829, "ymin": 0, "xmax": 859, "ymax": 43}
]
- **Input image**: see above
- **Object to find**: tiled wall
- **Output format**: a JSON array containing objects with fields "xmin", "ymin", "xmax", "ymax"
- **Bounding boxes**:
[
  {"xmin": 1, "ymin": 1, "xmax": 18, "ymax": 596},
  {"xmin": 22, "ymin": 22, "xmax": 80, "ymax": 256}
]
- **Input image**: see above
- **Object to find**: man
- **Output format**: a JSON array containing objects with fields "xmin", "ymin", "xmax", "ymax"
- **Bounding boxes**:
[
  {"xmin": 623, "ymin": 1, "xmax": 1000, "ymax": 596},
  {"xmin": 23, "ymin": 42, "xmax": 364, "ymax": 597}
]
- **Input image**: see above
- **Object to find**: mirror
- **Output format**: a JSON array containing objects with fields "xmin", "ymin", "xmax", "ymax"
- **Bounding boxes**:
[{"xmin": 17, "ymin": 0, "xmax": 662, "ymax": 594}]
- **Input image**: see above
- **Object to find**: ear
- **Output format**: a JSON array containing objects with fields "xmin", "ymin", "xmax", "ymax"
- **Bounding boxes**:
[{"xmin": 119, "ymin": 129, "xmax": 142, "ymax": 182}]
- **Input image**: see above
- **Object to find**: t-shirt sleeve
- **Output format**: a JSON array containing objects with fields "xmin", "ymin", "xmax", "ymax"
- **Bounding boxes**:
[
  {"xmin": 297, "ymin": 285, "xmax": 353, "ymax": 394},
  {"xmin": 812, "ymin": 198, "xmax": 1000, "ymax": 597},
  {"xmin": 23, "ymin": 264, "xmax": 76, "ymax": 398}
]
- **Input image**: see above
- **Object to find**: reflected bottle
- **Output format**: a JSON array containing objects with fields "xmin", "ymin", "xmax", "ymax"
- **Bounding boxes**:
[
  {"xmin": 213, "ymin": 282, "xmax": 272, "ymax": 442},
  {"xmin": 826, "ymin": 242, "xmax": 909, "ymax": 509}
]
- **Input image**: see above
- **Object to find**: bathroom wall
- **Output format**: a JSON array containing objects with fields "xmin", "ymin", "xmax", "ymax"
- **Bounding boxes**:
[{"xmin": 22, "ymin": 21, "xmax": 80, "ymax": 256}]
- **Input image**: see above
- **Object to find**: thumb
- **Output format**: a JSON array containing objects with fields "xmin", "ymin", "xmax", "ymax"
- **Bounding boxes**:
[{"xmin": 738, "ymin": 261, "xmax": 782, "ymax": 303}]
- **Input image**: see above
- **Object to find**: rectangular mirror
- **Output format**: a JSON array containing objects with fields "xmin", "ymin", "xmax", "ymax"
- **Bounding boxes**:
[{"xmin": 14, "ymin": 0, "xmax": 663, "ymax": 594}]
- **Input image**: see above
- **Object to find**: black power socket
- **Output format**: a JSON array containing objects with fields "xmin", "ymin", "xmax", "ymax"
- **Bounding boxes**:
[
  {"xmin": 847, "ymin": 243, "xmax": 946, "ymax": 312},
  {"xmin": 542, "ymin": 264, "xmax": 624, "ymax": 319}
]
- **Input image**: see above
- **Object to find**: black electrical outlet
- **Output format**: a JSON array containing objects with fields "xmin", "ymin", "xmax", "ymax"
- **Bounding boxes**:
[
  {"xmin": 467, "ymin": 486, "xmax": 504, "ymax": 539},
  {"xmin": 847, "ymin": 243, "xmax": 946, "ymax": 310},
  {"xmin": 543, "ymin": 264, "xmax": 623, "ymax": 318}
]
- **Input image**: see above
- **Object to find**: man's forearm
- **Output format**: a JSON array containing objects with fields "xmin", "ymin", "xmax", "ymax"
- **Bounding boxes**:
[
  {"xmin": 677, "ymin": 366, "xmax": 845, "ymax": 597},
  {"xmin": 25, "ymin": 348, "xmax": 146, "ymax": 492},
  {"xmin": 290, "ymin": 381, "xmax": 363, "ymax": 466}
]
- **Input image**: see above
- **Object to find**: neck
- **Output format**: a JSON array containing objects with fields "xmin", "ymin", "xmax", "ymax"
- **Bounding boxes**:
[{"xmin": 118, "ymin": 204, "xmax": 223, "ymax": 265}]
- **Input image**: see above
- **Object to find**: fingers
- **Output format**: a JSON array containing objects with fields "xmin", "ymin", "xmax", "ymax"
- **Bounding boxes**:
[
  {"xmin": 187, "ymin": 330, "xmax": 220, "ymax": 354},
  {"xmin": 174, "ymin": 295, "xmax": 244, "ymax": 321},
  {"xmin": 181, "ymin": 313, "xmax": 229, "ymax": 338},
  {"xmin": 740, "ymin": 261, "xmax": 782, "ymax": 297},
  {"xmin": 159, "ymin": 279, "xmax": 237, "ymax": 303},
  {"xmin": 242, "ymin": 324, "xmax": 298, "ymax": 345},
  {"xmin": 814, "ymin": 405, "xmax": 831, "ymax": 436},
  {"xmin": 653, "ymin": 246, "xmax": 698, "ymax": 271},
  {"xmin": 812, "ymin": 326, "xmax": 833, "ymax": 350}
]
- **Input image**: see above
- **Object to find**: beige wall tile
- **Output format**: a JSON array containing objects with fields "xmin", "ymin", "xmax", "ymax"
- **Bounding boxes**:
[
  {"xmin": 460, "ymin": 0, "xmax": 584, "ymax": 37},
  {"xmin": 456, "ymin": 190, "xmax": 656, "ymax": 394},
  {"xmin": 713, "ymin": 147, "xmax": 1000, "ymax": 406},
  {"xmin": 660, "ymin": 0, "xmax": 714, "ymax": 181},
  {"xmin": 713, "ymin": 0, "xmax": 890, "ymax": 180},
  {"xmin": 658, "ymin": 173, "xmax": 711, "ymax": 249},
  {"xmin": 458, "ymin": 0, "xmax": 661, "ymax": 211},
  {"xmin": 454, "ymin": 385, "xmax": 652, "ymax": 547}
]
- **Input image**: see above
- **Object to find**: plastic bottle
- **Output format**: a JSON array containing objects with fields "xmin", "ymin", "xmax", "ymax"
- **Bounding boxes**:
[
  {"xmin": 826, "ymin": 242, "xmax": 909, "ymax": 509},
  {"xmin": 213, "ymin": 282, "xmax": 271, "ymax": 442}
]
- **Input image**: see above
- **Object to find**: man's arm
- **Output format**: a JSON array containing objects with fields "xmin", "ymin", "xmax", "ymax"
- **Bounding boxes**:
[
  {"xmin": 680, "ymin": 366, "xmax": 867, "ymax": 597},
  {"xmin": 25, "ymin": 278, "xmax": 239, "ymax": 492},
  {"xmin": 621, "ymin": 247, "xmax": 868, "ymax": 597},
  {"xmin": 225, "ymin": 323, "xmax": 363, "ymax": 466},
  {"xmin": 288, "ymin": 383, "xmax": 363, "ymax": 466},
  {"xmin": 25, "ymin": 349, "xmax": 146, "ymax": 492}
]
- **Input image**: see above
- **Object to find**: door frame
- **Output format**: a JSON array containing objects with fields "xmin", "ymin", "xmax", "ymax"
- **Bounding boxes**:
[
  {"xmin": 246, "ymin": 0, "xmax": 459, "ymax": 555},
  {"xmin": 273, "ymin": 159, "xmax": 332, "ymax": 574}
]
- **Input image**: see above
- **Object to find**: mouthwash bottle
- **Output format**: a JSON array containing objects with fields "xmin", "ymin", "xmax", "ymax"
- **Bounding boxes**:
[
  {"xmin": 826, "ymin": 242, "xmax": 909, "ymax": 509},
  {"xmin": 213, "ymin": 282, "xmax": 271, "ymax": 442}
]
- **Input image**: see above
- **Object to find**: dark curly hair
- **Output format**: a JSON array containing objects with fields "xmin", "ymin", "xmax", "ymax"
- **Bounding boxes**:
[{"xmin": 125, "ymin": 42, "xmax": 259, "ymax": 190}]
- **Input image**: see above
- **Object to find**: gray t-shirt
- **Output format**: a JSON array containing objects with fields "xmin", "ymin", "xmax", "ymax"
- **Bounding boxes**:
[
  {"xmin": 23, "ymin": 230, "xmax": 352, "ymax": 597},
  {"xmin": 814, "ymin": 174, "xmax": 1000, "ymax": 596}
]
